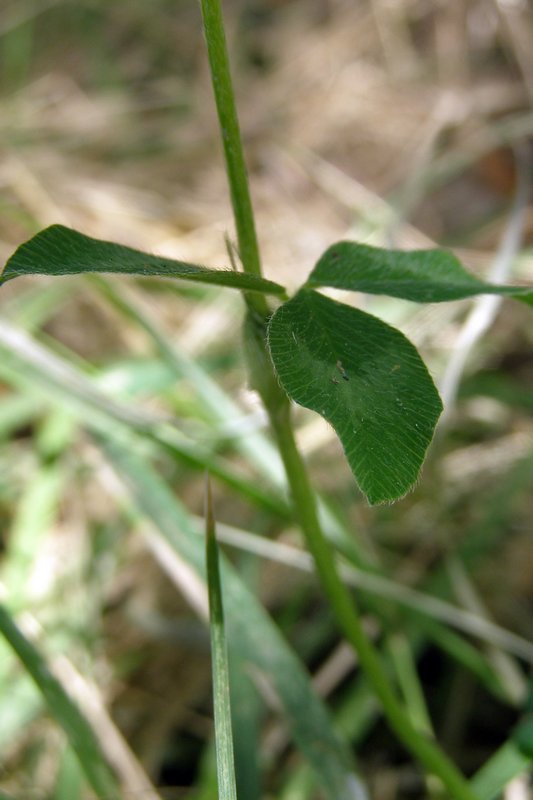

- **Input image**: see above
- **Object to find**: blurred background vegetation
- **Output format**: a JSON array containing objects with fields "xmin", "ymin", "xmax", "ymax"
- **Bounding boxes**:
[{"xmin": 0, "ymin": 0, "xmax": 532, "ymax": 798}]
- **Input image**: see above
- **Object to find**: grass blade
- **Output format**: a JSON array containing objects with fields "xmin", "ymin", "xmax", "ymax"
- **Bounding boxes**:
[
  {"xmin": 228, "ymin": 650, "xmax": 262, "ymax": 800},
  {"xmin": 0, "ymin": 603, "xmax": 119, "ymax": 800},
  {"xmin": 0, "ymin": 317, "xmax": 287, "ymax": 519},
  {"xmin": 205, "ymin": 475, "xmax": 238, "ymax": 800},
  {"xmin": 90, "ymin": 275, "xmax": 285, "ymax": 487},
  {"xmin": 99, "ymin": 433, "xmax": 366, "ymax": 800},
  {"xmin": 470, "ymin": 738, "xmax": 532, "ymax": 800}
]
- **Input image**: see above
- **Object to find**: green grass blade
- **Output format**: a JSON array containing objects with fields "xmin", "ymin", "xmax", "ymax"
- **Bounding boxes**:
[
  {"xmin": 53, "ymin": 745, "xmax": 84, "ymax": 800},
  {"xmin": 228, "ymin": 651, "xmax": 262, "ymax": 800},
  {"xmin": 415, "ymin": 619, "xmax": 513, "ymax": 703},
  {"xmin": 0, "ymin": 322, "xmax": 286, "ymax": 518},
  {"xmin": 1, "ymin": 465, "xmax": 64, "ymax": 610},
  {"xmin": 205, "ymin": 475, "xmax": 238, "ymax": 800},
  {"xmin": 99, "ymin": 433, "xmax": 366, "ymax": 800},
  {"xmin": 89, "ymin": 275, "xmax": 286, "ymax": 487},
  {"xmin": 387, "ymin": 634, "xmax": 433, "ymax": 736},
  {"xmin": 470, "ymin": 739, "xmax": 532, "ymax": 800},
  {"xmin": 3, "ymin": 280, "xmax": 75, "ymax": 332},
  {"xmin": 0, "ymin": 603, "xmax": 119, "ymax": 800},
  {"xmin": 0, "ymin": 225, "xmax": 286, "ymax": 296}
]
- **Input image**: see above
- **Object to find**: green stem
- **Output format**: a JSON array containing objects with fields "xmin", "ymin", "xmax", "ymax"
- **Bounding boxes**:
[
  {"xmin": 199, "ymin": 0, "xmax": 268, "ymax": 317},
  {"xmin": 269, "ymin": 402, "xmax": 479, "ymax": 800},
  {"xmin": 199, "ymin": 2, "xmax": 478, "ymax": 796}
]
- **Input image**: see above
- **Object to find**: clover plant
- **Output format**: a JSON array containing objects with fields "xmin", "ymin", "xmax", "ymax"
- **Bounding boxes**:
[{"xmin": 1, "ymin": 1, "xmax": 531, "ymax": 798}]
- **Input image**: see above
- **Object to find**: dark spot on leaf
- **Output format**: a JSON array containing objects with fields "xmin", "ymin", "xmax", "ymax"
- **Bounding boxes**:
[{"xmin": 336, "ymin": 359, "xmax": 349, "ymax": 381}]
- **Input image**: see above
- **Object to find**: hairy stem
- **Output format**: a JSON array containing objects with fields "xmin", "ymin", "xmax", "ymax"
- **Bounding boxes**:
[
  {"xmin": 268, "ymin": 401, "xmax": 479, "ymax": 800},
  {"xmin": 199, "ymin": 0, "xmax": 268, "ymax": 317}
]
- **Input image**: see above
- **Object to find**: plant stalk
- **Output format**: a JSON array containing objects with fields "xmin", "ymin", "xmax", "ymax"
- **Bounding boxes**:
[
  {"xmin": 268, "ymin": 402, "xmax": 479, "ymax": 800},
  {"xmin": 199, "ymin": 1, "xmax": 479, "ymax": 796},
  {"xmin": 198, "ymin": 0, "xmax": 269, "ymax": 317}
]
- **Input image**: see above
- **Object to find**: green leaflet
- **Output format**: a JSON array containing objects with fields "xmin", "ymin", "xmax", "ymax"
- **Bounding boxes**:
[
  {"xmin": 0, "ymin": 225, "xmax": 286, "ymax": 296},
  {"xmin": 268, "ymin": 289, "xmax": 443, "ymax": 504},
  {"xmin": 308, "ymin": 240, "xmax": 533, "ymax": 305}
]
